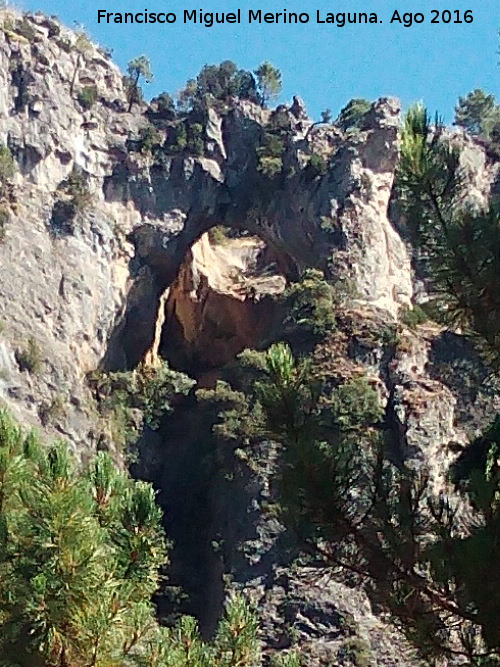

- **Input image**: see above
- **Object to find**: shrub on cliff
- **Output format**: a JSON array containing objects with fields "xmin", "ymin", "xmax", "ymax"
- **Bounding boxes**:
[
  {"xmin": 336, "ymin": 98, "xmax": 371, "ymax": 131},
  {"xmin": 50, "ymin": 167, "xmax": 91, "ymax": 236},
  {"xmin": 76, "ymin": 85, "xmax": 97, "ymax": 110},
  {"xmin": 151, "ymin": 91, "xmax": 176, "ymax": 119},
  {"xmin": 399, "ymin": 304, "xmax": 428, "ymax": 329},
  {"xmin": 256, "ymin": 132, "xmax": 285, "ymax": 177},
  {"xmin": 0, "ymin": 144, "xmax": 16, "ymax": 197},
  {"xmin": 137, "ymin": 124, "xmax": 161, "ymax": 154},
  {"xmin": 305, "ymin": 153, "xmax": 328, "ymax": 180},
  {"xmin": 88, "ymin": 361, "xmax": 195, "ymax": 453},
  {"xmin": 284, "ymin": 269, "xmax": 337, "ymax": 341},
  {"xmin": 15, "ymin": 336, "xmax": 43, "ymax": 374}
]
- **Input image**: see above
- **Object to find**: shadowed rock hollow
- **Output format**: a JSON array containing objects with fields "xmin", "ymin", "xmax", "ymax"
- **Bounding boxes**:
[{"xmin": 160, "ymin": 233, "xmax": 286, "ymax": 375}]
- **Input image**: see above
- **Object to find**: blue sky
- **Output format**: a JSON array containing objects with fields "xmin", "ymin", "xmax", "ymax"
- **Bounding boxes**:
[{"xmin": 17, "ymin": 0, "xmax": 500, "ymax": 121}]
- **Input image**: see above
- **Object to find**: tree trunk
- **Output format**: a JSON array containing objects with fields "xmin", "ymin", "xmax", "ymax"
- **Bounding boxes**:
[
  {"xmin": 70, "ymin": 54, "xmax": 81, "ymax": 95},
  {"xmin": 127, "ymin": 72, "xmax": 140, "ymax": 113}
]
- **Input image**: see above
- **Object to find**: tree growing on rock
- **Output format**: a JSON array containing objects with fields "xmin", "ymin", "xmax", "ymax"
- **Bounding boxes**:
[
  {"xmin": 454, "ymin": 89, "xmax": 500, "ymax": 155},
  {"xmin": 150, "ymin": 91, "xmax": 176, "ymax": 119},
  {"xmin": 320, "ymin": 108, "xmax": 332, "ymax": 123},
  {"xmin": 177, "ymin": 61, "xmax": 260, "ymax": 111},
  {"xmin": 125, "ymin": 55, "xmax": 153, "ymax": 112},
  {"xmin": 214, "ymin": 342, "xmax": 500, "ymax": 662},
  {"xmin": 454, "ymin": 88, "xmax": 496, "ymax": 135},
  {"xmin": 254, "ymin": 61, "xmax": 282, "ymax": 106},
  {"xmin": 335, "ymin": 98, "xmax": 371, "ymax": 131}
]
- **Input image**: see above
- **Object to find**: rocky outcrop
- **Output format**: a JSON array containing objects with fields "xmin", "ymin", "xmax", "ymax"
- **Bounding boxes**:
[
  {"xmin": 255, "ymin": 570, "xmax": 422, "ymax": 667},
  {"xmin": 1, "ymin": 9, "xmax": 499, "ymax": 666},
  {"xmin": 0, "ymin": 9, "xmax": 416, "ymax": 451},
  {"xmin": 0, "ymin": 10, "xmax": 142, "ymax": 450}
]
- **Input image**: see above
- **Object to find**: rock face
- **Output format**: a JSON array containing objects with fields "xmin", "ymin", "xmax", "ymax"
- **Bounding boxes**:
[
  {"xmin": 0, "ymin": 10, "xmax": 141, "ymax": 449},
  {"xmin": 254, "ymin": 570, "xmax": 423, "ymax": 667},
  {"xmin": 0, "ymin": 9, "xmax": 416, "ymax": 451},
  {"xmin": 161, "ymin": 233, "xmax": 286, "ymax": 373},
  {"xmin": 0, "ymin": 9, "xmax": 499, "ymax": 666}
]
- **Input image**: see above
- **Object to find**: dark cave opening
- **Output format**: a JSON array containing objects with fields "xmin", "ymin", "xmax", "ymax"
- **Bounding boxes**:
[{"xmin": 125, "ymin": 227, "xmax": 289, "ymax": 637}]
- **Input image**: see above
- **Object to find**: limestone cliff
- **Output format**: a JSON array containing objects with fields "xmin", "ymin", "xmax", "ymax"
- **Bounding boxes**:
[
  {"xmin": 0, "ymin": 9, "xmax": 415, "ymax": 448},
  {"xmin": 0, "ymin": 9, "xmax": 499, "ymax": 666}
]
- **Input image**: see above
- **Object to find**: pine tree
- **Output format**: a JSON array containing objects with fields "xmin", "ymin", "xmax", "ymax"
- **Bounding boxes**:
[
  {"xmin": 0, "ymin": 411, "xmax": 167, "ymax": 666},
  {"xmin": 213, "ymin": 594, "xmax": 260, "ymax": 667},
  {"xmin": 254, "ymin": 62, "xmax": 282, "ymax": 107},
  {"xmin": 126, "ymin": 56, "xmax": 153, "ymax": 112},
  {"xmin": 0, "ymin": 410, "xmax": 269, "ymax": 666},
  {"xmin": 454, "ymin": 89, "xmax": 496, "ymax": 135},
  {"xmin": 137, "ymin": 594, "xmax": 261, "ymax": 667},
  {"xmin": 213, "ymin": 343, "xmax": 500, "ymax": 661},
  {"xmin": 176, "ymin": 62, "xmax": 260, "ymax": 112},
  {"xmin": 396, "ymin": 103, "xmax": 500, "ymax": 363}
]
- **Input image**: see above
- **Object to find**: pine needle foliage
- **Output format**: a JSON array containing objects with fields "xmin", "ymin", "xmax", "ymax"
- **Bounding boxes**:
[
  {"xmin": 210, "ymin": 342, "xmax": 500, "ymax": 662},
  {"xmin": 396, "ymin": 104, "xmax": 500, "ymax": 364},
  {"xmin": 442, "ymin": 417, "xmax": 500, "ymax": 651},
  {"xmin": 0, "ymin": 411, "xmax": 268, "ymax": 667},
  {"xmin": 454, "ymin": 89, "xmax": 496, "ymax": 136},
  {"xmin": 0, "ymin": 410, "xmax": 167, "ymax": 666},
  {"xmin": 213, "ymin": 594, "xmax": 260, "ymax": 667},
  {"xmin": 253, "ymin": 344, "xmax": 384, "ymax": 546}
]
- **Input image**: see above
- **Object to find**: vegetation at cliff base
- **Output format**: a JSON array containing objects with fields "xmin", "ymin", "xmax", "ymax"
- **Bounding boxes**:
[{"xmin": 0, "ymin": 410, "xmax": 280, "ymax": 667}]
